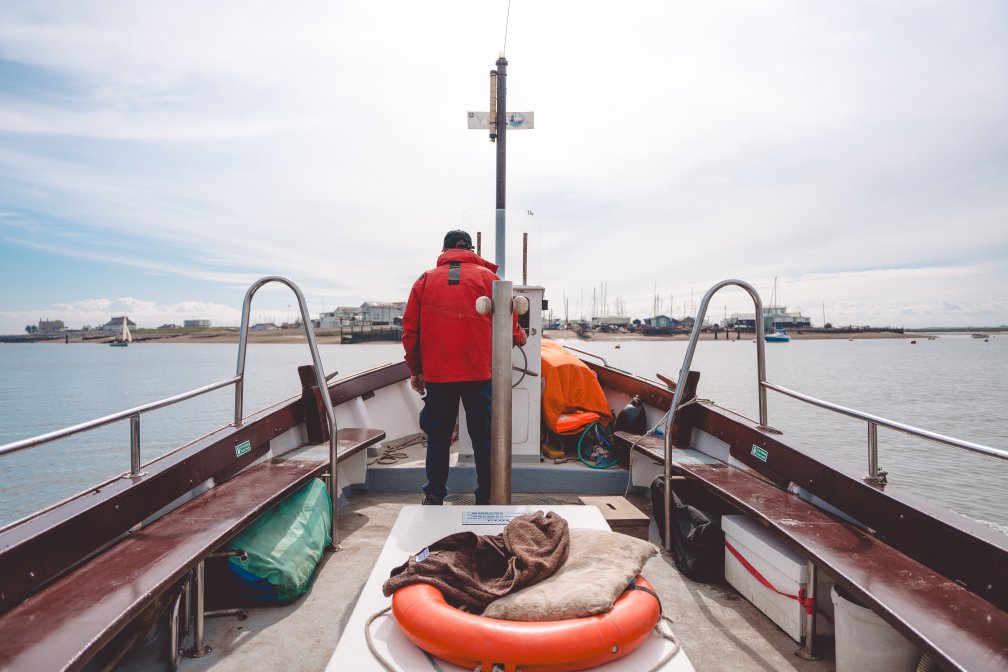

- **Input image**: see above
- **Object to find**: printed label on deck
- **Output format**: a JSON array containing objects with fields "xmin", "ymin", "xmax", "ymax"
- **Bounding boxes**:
[
  {"xmin": 462, "ymin": 511, "xmax": 524, "ymax": 525},
  {"xmin": 235, "ymin": 440, "xmax": 252, "ymax": 457}
]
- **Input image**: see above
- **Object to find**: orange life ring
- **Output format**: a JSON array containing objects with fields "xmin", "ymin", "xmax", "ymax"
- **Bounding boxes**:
[{"xmin": 391, "ymin": 574, "xmax": 660, "ymax": 672}]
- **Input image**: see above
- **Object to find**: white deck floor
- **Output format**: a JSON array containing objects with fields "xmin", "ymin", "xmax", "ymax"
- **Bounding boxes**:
[
  {"xmin": 328, "ymin": 504, "xmax": 692, "ymax": 671},
  {"xmin": 116, "ymin": 492, "xmax": 840, "ymax": 672}
]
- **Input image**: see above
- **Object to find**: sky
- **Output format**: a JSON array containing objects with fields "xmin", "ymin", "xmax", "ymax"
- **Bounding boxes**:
[{"xmin": 0, "ymin": 1, "xmax": 1006, "ymax": 334}]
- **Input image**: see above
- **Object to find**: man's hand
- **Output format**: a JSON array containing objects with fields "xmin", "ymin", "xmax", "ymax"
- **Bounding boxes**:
[{"xmin": 410, "ymin": 374, "xmax": 425, "ymax": 395}]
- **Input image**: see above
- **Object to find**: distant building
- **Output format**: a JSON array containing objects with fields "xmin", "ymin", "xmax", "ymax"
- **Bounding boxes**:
[
  {"xmin": 37, "ymin": 319, "xmax": 66, "ymax": 335},
  {"xmin": 184, "ymin": 319, "xmax": 211, "ymax": 329},
  {"xmin": 725, "ymin": 306, "xmax": 811, "ymax": 330},
  {"xmin": 640, "ymin": 315, "xmax": 680, "ymax": 335},
  {"xmin": 99, "ymin": 316, "xmax": 136, "ymax": 331},
  {"xmin": 319, "ymin": 306, "xmax": 360, "ymax": 329},
  {"xmin": 643, "ymin": 315, "xmax": 677, "ymax": 329},
  {"xmin": 360, "ymin": 302, "xmax": 405, "ymax": 326},
  {"xmin": 591, "ymin": 315, "xmax": 632, "ymax": 328},
  {"xmin": 250, "ymin": 323, "xmax": 279, "ymax": 331}
]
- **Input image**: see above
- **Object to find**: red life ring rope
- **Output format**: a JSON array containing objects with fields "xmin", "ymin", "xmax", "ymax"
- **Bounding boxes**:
[{"xmin": 391, "ymin": 575, "xmax": 661, "ymax": 672}]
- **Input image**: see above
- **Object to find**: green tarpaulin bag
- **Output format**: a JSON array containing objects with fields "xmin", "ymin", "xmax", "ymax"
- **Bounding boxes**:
[{"xmin": 226, "ymin": 478, "xmax": 332, "ymax": 603}]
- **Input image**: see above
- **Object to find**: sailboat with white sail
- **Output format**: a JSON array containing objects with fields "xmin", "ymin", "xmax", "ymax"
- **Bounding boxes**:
[
  {"xmin": 764, "ymin": 278, "xmax": 791, "ymax": 342},
  {"xmin": 109, "ymin": 317, "xmax": 132, "ymax": 347}
]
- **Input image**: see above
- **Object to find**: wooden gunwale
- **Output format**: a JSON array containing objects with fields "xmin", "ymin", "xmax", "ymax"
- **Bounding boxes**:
[
  {"xmin": 0, "ymin": 362, "xmax": 408, "ymax": 615},
  {"xmin": 599, "ymin": 362, "xmax": 1008, "ymax": 672},
  {"xmin": 687, "ymin": 401, "xmax": 1008, "ymax": 609}
]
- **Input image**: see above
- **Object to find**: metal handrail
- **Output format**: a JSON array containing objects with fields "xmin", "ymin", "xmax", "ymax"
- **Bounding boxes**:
[
  {"xmin": 663, "ymin": 279, "xmax": 766, "ymax": 550},
  {"xmin": 762, "ymin": 380, "xmax": 1008, "ymax": 465},
  {"xmin": 562, "ymin": 345, "xmax": 609, "ymax": 368},
  {"xmin": 234, "ymin": 277, "xmax": 341, "ymax": 548},
  {"xmin": 661, "ymin": 279, "xmax": 1008, "ymax": 555},
  {"xmin": 0, "ymin": 276, "xmax": 343, "ymax": 548},
  {"xmin": 0, "ymin": 376, "xmax": 242, "ymax": 468}
]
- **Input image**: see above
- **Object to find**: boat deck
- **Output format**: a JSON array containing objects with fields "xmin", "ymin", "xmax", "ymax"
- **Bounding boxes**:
[{"xmin": 121, "ymin": 491, "xmax": 835, "ymax": 672}]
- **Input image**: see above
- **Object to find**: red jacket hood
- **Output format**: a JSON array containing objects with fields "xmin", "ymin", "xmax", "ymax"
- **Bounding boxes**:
[{"xmin": 436, "ymin": 249, "xmax": 499, "ymax": 273}]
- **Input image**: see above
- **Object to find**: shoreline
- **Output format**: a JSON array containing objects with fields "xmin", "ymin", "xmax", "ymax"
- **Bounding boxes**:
[
  {"xmin": 541, "ymin": 329, "xmax": 935, "ymax": 341},
  {"xmin": 9, "ymin": 327, "xmax": 958, "ymax": 345}
]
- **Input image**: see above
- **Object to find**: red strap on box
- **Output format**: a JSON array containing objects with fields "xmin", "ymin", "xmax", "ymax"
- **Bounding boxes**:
[{"xmin": 725, "ymin": 539, "xmax": 816, "ymax": 615}]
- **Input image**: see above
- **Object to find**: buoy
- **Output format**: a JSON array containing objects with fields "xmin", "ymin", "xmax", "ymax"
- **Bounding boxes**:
[{"xmin": 392, "ymin": 575, "xmax": 661, "ymax": 672}]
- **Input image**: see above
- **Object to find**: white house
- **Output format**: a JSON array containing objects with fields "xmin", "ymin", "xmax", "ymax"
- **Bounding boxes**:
[
  {"xmin": 100, "ymin": 316, "xmax": 136, "ymax": 331},
  {"xmin": 360, "ymin": 302, "xmax": 405, "ymax": 326},
  {"xmin": 319, "ymin": 307, "xmax": 360, "ymax": 328},
  {"xmin": 725, "ymin": 306, "xmax": 811, "ymax": 330},
  {"xmin": 37, "ymin": 319, "xmax": 66, "ymax": 335}
]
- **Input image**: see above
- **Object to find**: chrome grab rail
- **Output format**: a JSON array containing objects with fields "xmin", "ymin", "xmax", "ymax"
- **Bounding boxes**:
[
  {"xmin": 0, "ymin": 376, "xmax": 242, "ymax": 473},
  {"xmin": 0, "ymin": 276, "xmax": 342, "ymax": 548},
  {"xmin": 235, "ymin": 277, "xmax": 341, "ymax": 548},
  {"xmin": 663, "ymin": 279, "xmax": 766, "ymax": 545},
  {"xmin": 762, "ymin": 380, "xmax": 1008, "ymax": 465},
  {"xmin": 561, "ymin": 345, "xmax": 609, "ymax": 368},
  {"xmin": 662, "ymin": 280, "xmax": 1008, "ymax": 558}
]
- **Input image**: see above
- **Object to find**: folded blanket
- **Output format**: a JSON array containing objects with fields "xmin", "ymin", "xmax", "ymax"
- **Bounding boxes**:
[
  {"xmin": 483, "ymin": 528, "xmax": 658, "ymax": 620},
  {"xmin": 382, "ymin": 511, "xmax": 570, "ymax": 610}
]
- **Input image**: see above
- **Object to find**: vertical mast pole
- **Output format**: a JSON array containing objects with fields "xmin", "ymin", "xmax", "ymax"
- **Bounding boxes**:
[
  {"xmin": 490, "ymin": 280, "xmax": 513, "ymax": 504},
  {"xmin": 495, "ymin": 54, "xmax": 508, "ymax": 277}
]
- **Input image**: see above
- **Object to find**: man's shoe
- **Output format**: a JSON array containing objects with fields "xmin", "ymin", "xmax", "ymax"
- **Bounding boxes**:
[
  {"xmin": 422, "ymin": 494, "xmax": 443, "ymax": 505},
  {"xmin": 475, "ymin": 497, "xmax": 490, "ymax": 505}
]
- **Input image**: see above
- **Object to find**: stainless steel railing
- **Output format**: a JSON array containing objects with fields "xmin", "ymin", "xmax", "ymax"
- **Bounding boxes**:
[
  {"xmin": 0, "ymin": 376, "xmax": 242, "ymax": 474},
  {"xmin": 661, "ymin": 277, "xmax": 1007, "ymax": 663},
  {"xmin": 762, "ymin": 380, "xmax": 1008, "ymax": 479},
  {"xmin": 662, "ymin": 279, "xmax": 767, "ymax": 549},
  {"xmin": 562, "ymin": 345, "xmax": 610, "ymax": 368},
  {"xmin": 229, "ymin": 276, "xmax": 340, "ymax": 546},
  {"xmin": 663, "ymin": 279, "xmax": 1008, "ymax": 504},
  {"xmin": 0, "ymin": 276, "xmax": 342, "ymax": 546}
]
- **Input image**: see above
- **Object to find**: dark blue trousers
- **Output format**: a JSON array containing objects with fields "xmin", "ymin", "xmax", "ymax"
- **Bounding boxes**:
[{"xmin": 419, "ymin": 380, "xmax": 492, "ymax": 503}]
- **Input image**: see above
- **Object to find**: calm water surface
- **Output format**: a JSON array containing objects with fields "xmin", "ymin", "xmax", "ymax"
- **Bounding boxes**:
[{"xmin": 1, "ymin": 336, "xmax": 1005, "ymax": 530}]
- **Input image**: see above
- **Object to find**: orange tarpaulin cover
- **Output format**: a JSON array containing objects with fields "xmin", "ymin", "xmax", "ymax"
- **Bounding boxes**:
[{"xmin": 540, "ymin": 340, "xmax": 612, "ymax": 435}]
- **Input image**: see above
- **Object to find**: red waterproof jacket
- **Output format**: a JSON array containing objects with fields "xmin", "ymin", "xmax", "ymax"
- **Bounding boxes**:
[{"xmin": 402, "ymin": 249, "xmax": 527, "ymax": 382}]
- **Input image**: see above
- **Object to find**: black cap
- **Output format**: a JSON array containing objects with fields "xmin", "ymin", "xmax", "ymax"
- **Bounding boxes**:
[{"xmin": 443, "ymin": 230, "xmax": 473, "ymax": 250}]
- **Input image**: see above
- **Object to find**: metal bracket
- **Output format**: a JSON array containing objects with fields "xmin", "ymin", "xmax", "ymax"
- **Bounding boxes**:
[
  {"xmin": 757, "ymin": 425, "xmax": 783, "ymax": 435},
  {"xmin": 864, "ymin": 470, "xmax": 889, "ymax": 486},
  {"xmin": 795, "ymin": 647, "xmax": 824, "ymax": 661}
]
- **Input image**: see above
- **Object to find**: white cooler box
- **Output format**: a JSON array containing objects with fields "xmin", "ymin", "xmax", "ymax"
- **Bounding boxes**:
[{"xmin": 722, "ymin": 515, "xmax": 834, "ymax": 642}]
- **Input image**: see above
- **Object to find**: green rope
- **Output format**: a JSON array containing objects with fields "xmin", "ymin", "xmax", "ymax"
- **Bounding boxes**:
[{"xmin": 576, "ymin": 421, "xmax": 619, "ymax": 469}]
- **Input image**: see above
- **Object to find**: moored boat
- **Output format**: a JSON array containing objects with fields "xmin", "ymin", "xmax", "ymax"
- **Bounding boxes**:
[
  {"xmin": 764, "ymin": 328, "xmax": 791, "ymax": 343},
  {"xmin": 109, "ymin": 316, "xmax": 133, "ymax": 347}
]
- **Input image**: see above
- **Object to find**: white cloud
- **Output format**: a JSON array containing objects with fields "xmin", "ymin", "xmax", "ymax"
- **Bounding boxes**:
[{"xmin": 0, "ymin": 1, "xmax": 1005, "ymax": 334}]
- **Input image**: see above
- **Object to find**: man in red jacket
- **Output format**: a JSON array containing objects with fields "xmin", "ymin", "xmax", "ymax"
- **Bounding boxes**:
[{"xmin": 402, "ymin": 230, "xmax": 527, "ymax": 505}]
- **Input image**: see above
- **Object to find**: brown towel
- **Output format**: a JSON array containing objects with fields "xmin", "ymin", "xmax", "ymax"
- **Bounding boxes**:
[{"xmin": 382, "ymin": 511, "xmax": 570, "ymax": 610}]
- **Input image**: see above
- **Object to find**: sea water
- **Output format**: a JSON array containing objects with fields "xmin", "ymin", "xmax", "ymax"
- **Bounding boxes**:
[{"xmin": 0, "ymin": 336, "xmax": 1005, "ymax": 531}]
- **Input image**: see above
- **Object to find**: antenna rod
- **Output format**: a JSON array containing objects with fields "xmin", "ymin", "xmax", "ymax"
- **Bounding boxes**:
[{"xmin": 495, "ymin": 54, "xmax": 508, "ymax": 276}]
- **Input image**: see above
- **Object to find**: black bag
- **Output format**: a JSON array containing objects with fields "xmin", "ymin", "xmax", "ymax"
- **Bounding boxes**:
[
  {"xmin": 650, "ymin": 476, "xmax": 737, "ymax": 583},
  {"xmin": 614, "ymin": 396, "xmax": 648, "ymax": 435}
]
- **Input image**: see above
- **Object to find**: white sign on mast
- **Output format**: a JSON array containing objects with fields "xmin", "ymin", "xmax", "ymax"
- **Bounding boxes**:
[{"xmin": 467, "ymin": 111, "xmax": 534, "ymax": 130}]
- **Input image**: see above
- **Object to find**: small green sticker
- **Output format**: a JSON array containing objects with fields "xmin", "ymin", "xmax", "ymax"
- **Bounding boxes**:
[
  {"xmin": 235, "ymin": 440, "xmax": 252, "ymax": 457},
  {"xmin": 751, "ymin": 445, "xmax": 768, "ymax": 462}
]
